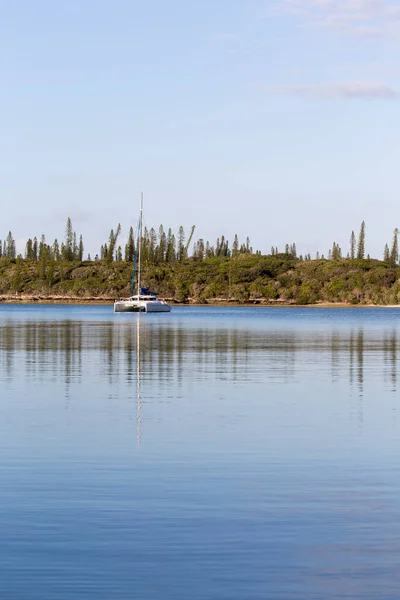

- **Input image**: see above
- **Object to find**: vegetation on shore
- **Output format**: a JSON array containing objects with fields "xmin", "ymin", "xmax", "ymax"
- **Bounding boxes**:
[
  {"xmin": 2, "ymin": 218, "xmax": 400, "ymax": 305},
  {"xmin": 1, "ymin": 254, "xmax": 400, "ymax": 306}
]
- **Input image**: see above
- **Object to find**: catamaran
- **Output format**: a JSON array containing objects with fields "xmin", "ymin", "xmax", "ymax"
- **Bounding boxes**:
[{"xmin": 114, "ymin": 194, "xmax": 171, "ymax": 313}]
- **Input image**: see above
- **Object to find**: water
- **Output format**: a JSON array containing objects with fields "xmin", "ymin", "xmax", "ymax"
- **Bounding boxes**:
[{"xmin": 1, "ymin": 305, "xmax": 400, "ymax": 599}]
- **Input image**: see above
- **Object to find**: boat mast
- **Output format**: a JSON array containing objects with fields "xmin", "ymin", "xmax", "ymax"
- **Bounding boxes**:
[{"xmin": 137, "ymin": 192, "xmax": 143, "ymax": 295}]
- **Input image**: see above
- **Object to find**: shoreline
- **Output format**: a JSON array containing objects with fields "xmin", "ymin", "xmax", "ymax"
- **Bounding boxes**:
[{"xmin": 0, "ymin": 295, "xmax": 398, "ymax": 308}]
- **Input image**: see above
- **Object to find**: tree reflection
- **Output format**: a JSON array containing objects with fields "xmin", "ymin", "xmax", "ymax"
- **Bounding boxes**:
[{"xmin": 0, "ymin": 318, "xmax": 399, "ymax": 425}]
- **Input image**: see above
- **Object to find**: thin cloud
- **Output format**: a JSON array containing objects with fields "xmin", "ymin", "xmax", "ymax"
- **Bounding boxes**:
[
  {"xmin": 278, "ymin": 0, "xmax": 400, "ymax": 37},
  {"xmin": 270, "ymin": 81, "xmax": 398, "ymax": 99}
]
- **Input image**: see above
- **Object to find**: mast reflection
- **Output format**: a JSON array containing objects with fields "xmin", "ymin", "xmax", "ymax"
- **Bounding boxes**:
[{"xmin": 136, "ymin": 315, "xmax": 141, "ymax": 446}]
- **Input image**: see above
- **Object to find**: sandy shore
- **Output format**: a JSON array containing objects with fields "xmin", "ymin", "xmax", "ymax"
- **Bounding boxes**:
[
  {"xmin": 0, "ymin": 295, "xmax": 115, "ymax": 305},
  {"xmin": 0, "ymin": 295, "xmax": 394, "ymax": 308}
]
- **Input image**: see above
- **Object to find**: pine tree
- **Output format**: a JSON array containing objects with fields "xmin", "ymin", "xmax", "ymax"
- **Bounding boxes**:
[
  {"xmin": 222, "ymin": 236, "xmax": 229, "ymax": 256},
  {"xmin": 64, "ymin": 217, "xmax": 74, "ymax": 261},
  {"xmin": 106, "ymin": 224, "xmax": 121, "ymax": 262},
  {"xmin": 384, "ymin": 243, "xmax": 390, "ymax": 262},
  {"xmin": 32, "ymin": 237, "xmax": 38, "ymax": 261},
  {"xmin": 166, "ymin": 230, "xmax": 176, "ymax": 262},
  {"xmin": 38, "ymin": 236, "xmax": 47, "ymax": 280},
  {"xmin": 390, "ymin": 228, "xmax": 399, "ymax": 265},
  {"xmin": 25, "ymin": 238, "xmax": 33, "ymax": 259},
  {"xmin": 125, "ymin": 226, "xmax": 135, "ymax": 262},
  {"xmin": 232, "ymin": 234, "xmax": 239, "ymax": 257},
  {"xmin": 216, "ymin": 235, "xmax": 229, "ymax": 257},
  {"xmin": 357, "ymin": 221, "xmax": 366, "ymax": 259},
  {"xmin": 332, "ymin": 242, "xmax": 342, "ymax": 261},
  {"xmin": 5, "ymin": 231, "xmax": 16, "ymax": 258},
  {"xmin": 177, "ymin": 226, "xmax": 185, "ymax": 261},
  {"xmin": 53, "ymin": 239, "xmax": 60, "ymax": 261},
  {"xmin": 39, "ymin": 234, "xmax": 46, "ymax": 259},
  {"xmin": 157, "ymin": 225, "xmax": 166, "ymax": 263},
  {"xmin": 73, "ymin": 232, "xmax": 77, "ymax": 260},
  {"xmin": 78, "ymin": 235, "xmax": 84, "ymax": 261},
  {"xmin": 350, "ymin": 230, "xmax": 356, "ymax": 259},
  {"xmin": 196, "ymin": 239, "xmax": 204, "ymax": 261},
  {"xmin": 148, "ymin": 228, "xmax": 157, "ymax": 263}
]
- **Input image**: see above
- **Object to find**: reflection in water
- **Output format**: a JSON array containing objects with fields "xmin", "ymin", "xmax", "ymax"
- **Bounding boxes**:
[
  {"xmin": 0, "ymin": 314, "xmax": 399, "ymax": 462},
  {"xmin": 357, "ymin": 329, "xmax": 364, "ymax": 395},
  {"xmin": 1, "ymin": 321, "xmax": 399, "ymax": 391},
  {"xmin": 2, "ymin": 308, "xmax": 400, "ymax": 600},
  {"xmin": 1, "ymin": 319, "xmax": 400, "ymax": 406},
  {"xmin": 384, "ymin": 330, "xmax": 398, "ymax": 393}
]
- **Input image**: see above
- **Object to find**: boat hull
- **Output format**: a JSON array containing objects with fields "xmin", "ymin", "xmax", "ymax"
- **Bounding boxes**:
[
  {"xmin": 145, "ymin": 302, "xmax": 171, "ymax": 313},
  {"xmin": 114, "ymin": 302, "xmax": 144, "ymax": 313},
  {"xmin": 114, "ymin": 299, "xmax": 171, "ymax": 313}
]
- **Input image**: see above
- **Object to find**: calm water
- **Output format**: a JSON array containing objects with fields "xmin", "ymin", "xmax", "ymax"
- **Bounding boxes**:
[{"xmin": 1, "ymin": 305, "xmax": 400, "ymax": 599}]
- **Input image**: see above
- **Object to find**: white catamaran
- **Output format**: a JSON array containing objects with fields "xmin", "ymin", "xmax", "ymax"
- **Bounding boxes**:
[{"xmin": 114, "ymin": 194, "xmax": 171, "ymax": 313}]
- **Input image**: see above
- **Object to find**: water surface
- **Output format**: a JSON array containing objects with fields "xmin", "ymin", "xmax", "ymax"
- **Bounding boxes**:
[{"xmin": 1, "ymin": 305, "xmax": 400, "ymax": 599}]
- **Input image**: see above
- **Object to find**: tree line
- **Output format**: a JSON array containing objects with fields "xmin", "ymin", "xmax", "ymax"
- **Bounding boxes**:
[
  {"xmin": 326, "ymin": 221, "xmax": 399, "ymax": 266},
  {"xmin": 1, "ymin": 218, "xmax": 399, "ymax": 265},
  {"xmin": 0, "ymin": 218, "xmax": 258, "ymax": 264}
]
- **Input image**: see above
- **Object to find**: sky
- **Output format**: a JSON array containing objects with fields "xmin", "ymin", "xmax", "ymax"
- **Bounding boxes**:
[{"xmin": 1, "ymin": 0, "xmax": 400, "ymax": 259}]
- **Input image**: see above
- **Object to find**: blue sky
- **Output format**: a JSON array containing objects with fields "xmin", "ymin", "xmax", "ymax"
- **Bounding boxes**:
[{"xmin": 1, "ymin": 0, "xmax": 399, "ymax": 258}]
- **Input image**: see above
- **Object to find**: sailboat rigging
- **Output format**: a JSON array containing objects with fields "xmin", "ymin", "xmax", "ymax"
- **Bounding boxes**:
[{"xmin": 114, "ymin": 193, "xmax": 172, "ymax": 313}]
